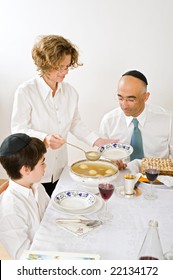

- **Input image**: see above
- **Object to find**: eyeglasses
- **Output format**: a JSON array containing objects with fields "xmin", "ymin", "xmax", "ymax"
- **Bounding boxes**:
[
  {"xmin": 53, "ymin": 65, "xmax": 75, "ymax": 72},
  {"xmin": 117, "ymin": 95, "xmax": 136, "ymax": 103},
  {"xmin": 116, "ymin": 92, "xmax": 147, "ymax": 104}
]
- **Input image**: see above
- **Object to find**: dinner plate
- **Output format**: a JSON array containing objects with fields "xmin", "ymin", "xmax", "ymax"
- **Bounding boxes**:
[
  {"xmin": 98, "ymin": 143, "xmax": 133, "ymax": 160},
  {"xmin": 52, "ymin": 194, "xmax": 104, "ymax": 215},
  {"xmin": 54, "ymin": 190, "xmax": 96, "ymax": 211}
]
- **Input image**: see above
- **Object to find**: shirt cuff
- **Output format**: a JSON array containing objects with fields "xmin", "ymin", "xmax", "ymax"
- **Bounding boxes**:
[{"xmin": 85, "ymin": 132, "xmax": 99, "ymax": 146}]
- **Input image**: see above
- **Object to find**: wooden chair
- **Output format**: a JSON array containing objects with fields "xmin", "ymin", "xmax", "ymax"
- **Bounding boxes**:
[{"xmin": 0, "ymin": 180, "xmax": 8, "ymax": 194}]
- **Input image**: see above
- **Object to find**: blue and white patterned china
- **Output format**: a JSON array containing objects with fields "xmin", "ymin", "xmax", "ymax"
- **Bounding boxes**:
[
  {"xmin": 54, "ymin": 190, "xmax": 96, "ymax": 211},
  {"xmin": 98, "ymin": 142, "xmax": 133, "ymax": 160}
]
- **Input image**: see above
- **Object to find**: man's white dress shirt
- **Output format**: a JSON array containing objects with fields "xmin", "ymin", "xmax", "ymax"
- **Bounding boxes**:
[
  {"xmin": 99, "ymin": 104, "xmax": 173, "ymax": 161},
  {"xmin": 0, "ymin": 180, "xmax": 50, "ymax": 259},
  {"xmin": 11, "ymin": 76, "xmax": 98, "ymax": 182}
]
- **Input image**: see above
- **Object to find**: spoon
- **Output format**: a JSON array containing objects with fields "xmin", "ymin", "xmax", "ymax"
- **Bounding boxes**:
[{"xmin": 66, "ymin": 142, "xmax": 101, "ymax": 161}]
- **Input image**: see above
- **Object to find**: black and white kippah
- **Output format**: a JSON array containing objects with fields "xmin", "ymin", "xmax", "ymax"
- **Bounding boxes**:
[
  {"xmin": 0, "ymin": 133, "xmax": 31, "ymax": 156},
  {"xmin": 122, "ymin": 70, "xmax": 148, "ymax": 85}
]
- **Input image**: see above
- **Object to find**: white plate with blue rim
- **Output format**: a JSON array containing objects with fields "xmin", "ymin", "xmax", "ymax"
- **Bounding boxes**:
[
  {"xmin": 54, "ymin": 190, "xmax": 96, "ymax": 212},
  {"xmin": 98, "ymin": 142, "xmax": 133, "ymax": 161},
  {"xmin": 53, "ymin": 194, "xmax": 103, "ymax": 215}
]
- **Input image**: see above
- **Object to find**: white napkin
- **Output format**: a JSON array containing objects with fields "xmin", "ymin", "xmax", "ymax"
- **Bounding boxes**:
[
  {"xmin": 127, "ymin": 159, "xmax": 142, "ymax": 173},
  {"xmin": 157, "ymin": 175, "xmax": 173, "ymax": 187},
  {"xmin": 56, "ymin": 216, "xmax": 102, "ymax": 237},
  {"xmin": 127, "ymin": 159, "xmax": 173, "ymax": 187}
]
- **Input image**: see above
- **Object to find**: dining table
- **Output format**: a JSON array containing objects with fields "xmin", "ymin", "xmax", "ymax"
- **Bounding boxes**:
[{"xmin": 30, "ymin": 161, "xmax": 173, "ymax": 260}]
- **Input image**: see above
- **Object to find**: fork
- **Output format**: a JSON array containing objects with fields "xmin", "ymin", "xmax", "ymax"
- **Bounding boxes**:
[{"xmin": 56, "ymin": 218, "xmax": 102, "ymax": 227}]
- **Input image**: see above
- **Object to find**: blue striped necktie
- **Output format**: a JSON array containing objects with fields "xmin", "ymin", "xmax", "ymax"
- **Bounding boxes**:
[{"xmin": 130, "ymin": 118, "xmax": 144, "ymax": 160}]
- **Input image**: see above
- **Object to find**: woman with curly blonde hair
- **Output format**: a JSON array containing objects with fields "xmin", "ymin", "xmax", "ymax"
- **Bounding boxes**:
[
  {"xmin": 32, "ymin": 35, "xmax": 80, "ymax": 76},
  {"xmin": 11, "ymin": 35, "xmax": 115, "ymax": 196}
]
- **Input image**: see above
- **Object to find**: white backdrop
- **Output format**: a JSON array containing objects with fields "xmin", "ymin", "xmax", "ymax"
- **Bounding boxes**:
[{"xmin": 0, "ymin": 0, "xmax": 173, "ymax": 177}]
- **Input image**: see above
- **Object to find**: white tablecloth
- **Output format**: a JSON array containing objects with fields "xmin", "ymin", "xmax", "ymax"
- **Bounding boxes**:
[{"xmin": 30, "ymin": 165, "xmax": 173, "ymax": 259}]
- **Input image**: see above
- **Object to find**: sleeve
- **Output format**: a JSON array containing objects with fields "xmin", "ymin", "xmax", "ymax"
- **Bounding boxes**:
[
  {"xmin": 0, "ymin": 214, "xmax": 31, "ymax": 259},
  {"xmin": 11, "ymin": 86, "xmax": 47, "ymax": 141},
  {"xmin": 69, "ymin": 91, "xmax": 99, "ymax": 146},
  {"xmin": 99, "ymin": 115, "xmax": 110, "ymax": 138}
]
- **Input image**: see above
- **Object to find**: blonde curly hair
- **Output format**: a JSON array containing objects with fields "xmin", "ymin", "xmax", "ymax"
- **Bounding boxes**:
[{"xmin": 32, "ymin": 35, "xmax": 82, "ymax": 75}]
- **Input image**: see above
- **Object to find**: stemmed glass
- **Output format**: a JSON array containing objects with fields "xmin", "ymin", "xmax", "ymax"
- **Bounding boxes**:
[
  {"xmin": 144, "ymin": 163, "xmax": 159, "ymax": 200},
  {"xmin": 98, "ymin": 183, "xmax": 114, "ymax": 222}
]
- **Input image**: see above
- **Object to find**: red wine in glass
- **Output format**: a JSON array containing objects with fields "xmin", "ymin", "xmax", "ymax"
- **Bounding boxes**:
[
  {"xmin": 98, "ymin": 183, "xmax": 114, "ymax": 222},
  {"xmin": 139, "ymin": 256, "xmax": 159, "ymax": 260},
  {"xmin": 145, "ymin": 169, "xmax": 159, "ymax": 182},
  {"xmin": 144, "ymin": 164, "xmax": 159, "ymax": 200},
  {"xmin": 99, "ymin": 184, "xmax": 114, "ymax": 200}
]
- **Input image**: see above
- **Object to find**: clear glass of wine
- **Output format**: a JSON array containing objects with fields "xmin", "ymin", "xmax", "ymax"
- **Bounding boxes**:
[
  {"xmin": 144, "ymin": 163, "xmax": 159, "ymax": 200},
  {"xmin": 98, "ymin": 183, "xmax": 114, "ymax": 222}
]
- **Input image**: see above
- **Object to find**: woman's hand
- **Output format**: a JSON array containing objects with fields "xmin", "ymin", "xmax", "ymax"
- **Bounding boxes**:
[
  {"xmin": 93, "ymin": 138, "xmax": 119, "ymax": 147},
  {"xmin": 44, "ymin": 134, "xmax": 65, "ymax": 149}
]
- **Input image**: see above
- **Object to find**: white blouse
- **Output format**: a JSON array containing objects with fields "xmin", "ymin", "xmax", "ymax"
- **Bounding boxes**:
[{"xmin": 11, "ymin": 75, "xmax": 98, "ymax": 183}]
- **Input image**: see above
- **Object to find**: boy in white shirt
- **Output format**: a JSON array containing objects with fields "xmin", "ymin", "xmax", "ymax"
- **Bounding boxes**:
[{"xmin": 0, "ymin": 133, "xmax": 50, "ymax": 259}]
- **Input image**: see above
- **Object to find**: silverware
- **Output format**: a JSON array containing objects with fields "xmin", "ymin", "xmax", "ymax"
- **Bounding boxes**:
[
  {"xmin": 56, "ymin": 218, "xmax": 102, "ymax": 227},
  {"xmin": 66, "ymin": 142, "xmax": 101, "ymax": 161}
]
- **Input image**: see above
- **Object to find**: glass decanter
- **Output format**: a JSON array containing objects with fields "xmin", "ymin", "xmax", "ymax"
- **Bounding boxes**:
[{"xmin": 138, "ymin": 220, "xmax": 164, "ymax": 260}]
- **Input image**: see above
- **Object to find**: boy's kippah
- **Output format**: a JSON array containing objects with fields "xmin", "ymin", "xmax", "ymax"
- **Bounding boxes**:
[
  {"xmin": 122, "ymin": 70, "xmax": 148, "ymax": 85},
  {"xmin": 0, "ymin": 133, "xmax": 31, "ymax": 156}
]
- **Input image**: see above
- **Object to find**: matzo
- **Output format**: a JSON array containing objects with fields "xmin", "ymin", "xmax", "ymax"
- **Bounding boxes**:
[{"xmin": 141, "ymin": 158, "xmax": 173, "ymax": 176}]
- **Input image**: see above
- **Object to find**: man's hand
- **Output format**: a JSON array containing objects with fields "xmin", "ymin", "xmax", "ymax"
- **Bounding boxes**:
[
  {"xmin": 93, "ymin": 138, "xmax": 127, "ymax": 170},
  {"xmin": 114, "ymin": 160, "xmax": 127, "ymax": 170}
]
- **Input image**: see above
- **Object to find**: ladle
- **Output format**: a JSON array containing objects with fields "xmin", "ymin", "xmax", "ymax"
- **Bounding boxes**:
[{"xmin": 66, "ymin": 142, "xmax": 101, "ymax": 161}]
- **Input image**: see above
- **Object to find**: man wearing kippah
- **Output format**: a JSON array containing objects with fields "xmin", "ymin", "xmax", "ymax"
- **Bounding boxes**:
[
  {"xmin": 99, "ymin": 70, "xmax": 173, "ymax": 168},
  {"xmin": 0, "ymin": 133, "xmax": 50, "ymax": 259}
]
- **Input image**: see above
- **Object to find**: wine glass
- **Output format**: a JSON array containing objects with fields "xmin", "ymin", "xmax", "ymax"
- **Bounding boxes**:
[
  {"xmin": 98, "ymin": 183, "xmax": 114, "ymax": 222},
  {"xmin": 144, "ymin": 163, "xmax": 159, "ymax": 200}
]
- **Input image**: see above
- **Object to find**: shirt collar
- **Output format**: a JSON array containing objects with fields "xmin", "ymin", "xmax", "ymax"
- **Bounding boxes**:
[
  {"xmin": 9, "ymin": 179, "xmax": 36, "ymax": 198},
  {"xmin": 36, "ymin": 75, "xmax": 63, "ymax": 100},
  {"xmin": 124, "ymin": 105, "xmax": 148, "ymax": 127}
]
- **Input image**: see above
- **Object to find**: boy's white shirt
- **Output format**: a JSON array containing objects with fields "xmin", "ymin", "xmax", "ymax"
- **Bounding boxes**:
[{"xmin": 0, "ymin": 179, "xmax": 50, "ymax": 259}]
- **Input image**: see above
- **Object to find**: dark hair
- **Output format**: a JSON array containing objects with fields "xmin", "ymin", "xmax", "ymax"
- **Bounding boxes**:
[{"xmin": 0, "ymin": 137, "xmax": 46, "ymax": 179}]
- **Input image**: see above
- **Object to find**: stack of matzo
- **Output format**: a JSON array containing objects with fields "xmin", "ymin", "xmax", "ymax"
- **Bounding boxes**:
[{"xmin": 141, "ymin": 158, "xmax": 173, "ymax": 176}]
